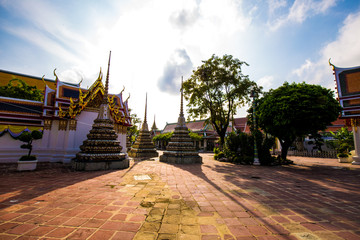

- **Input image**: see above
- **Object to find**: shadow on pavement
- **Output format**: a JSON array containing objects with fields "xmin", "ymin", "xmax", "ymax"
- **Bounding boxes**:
[{"xmin": 168, "ymin": 155, "xmax": 360, "ymax": 238}]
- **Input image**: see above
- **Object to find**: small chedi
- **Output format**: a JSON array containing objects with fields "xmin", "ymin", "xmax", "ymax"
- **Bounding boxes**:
[
  {"xmin": 72, "ymin": 52, "xmax": 129, "ymax": 170},
  {"xmin": 160, "ymin": 80, "xmax": 202, "ymax": 164},
  {"xmin": 128, "ymin": 94, "xmax": 159, "ymax": 160}
]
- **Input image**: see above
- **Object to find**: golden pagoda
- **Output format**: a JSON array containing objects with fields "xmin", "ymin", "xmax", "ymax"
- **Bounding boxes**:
[
  {"xmin": 159, "ymin": 79, "xmax": 202, "ymax": 164},
  {"xmin": 128, "ymin": 94, "xmax": 159, "ymax": 160},
  {"xmin": 72, "ymin": 52, "xmax": 129, "ymax": 170}
]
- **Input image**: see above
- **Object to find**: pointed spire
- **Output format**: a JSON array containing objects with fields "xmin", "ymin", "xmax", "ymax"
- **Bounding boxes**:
[
  {"xmin": 177, "ymin": 77, "xmax": 186, "ymax": 127},
  {"xmin": 152, "ymin": 115, "xmax": 157, "ymax": 130},
  {"xmin": 141, "ymin": 93, "xmax": 149, "ymax": 131},
  {"xmin": 144, "ymin": 93, "xmax": 147, "ymax": 123},
  {"xmin": 180, "ymin": 76, "xmax": 184, "ymax": 117},
  {"xmin": 104, "ymin": 51, "xmax": 111, "ymax": 103}
]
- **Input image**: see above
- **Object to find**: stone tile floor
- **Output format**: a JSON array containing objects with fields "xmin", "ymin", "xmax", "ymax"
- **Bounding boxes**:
[{"xmin": 0, "ymin": 153, "xmax": 359, "ymax": 240}]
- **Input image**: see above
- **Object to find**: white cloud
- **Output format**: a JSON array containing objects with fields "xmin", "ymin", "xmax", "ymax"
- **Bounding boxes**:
[
  {"xmin": 268, "ymin": 0, "xmax": 287, "ymax": 16},
  {"xmin": 292, "ymin": 11, "xmax": 360, "ymax": 89},
  {"xmin": 257, "ymin": 75, "xmax": 275, "ymax": 91},
  {"xmin": 292, "ymin": 59, "xmax": 313, "ymax": 77},
  {"xmin": 269, "ymin": 0, "xmax": 337, "ymax": 30}
]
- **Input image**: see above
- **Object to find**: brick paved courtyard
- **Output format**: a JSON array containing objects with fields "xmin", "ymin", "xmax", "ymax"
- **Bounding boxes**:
[{"xmin": 0, "ymin": 153, "xmax": 359, "ymax": 240}]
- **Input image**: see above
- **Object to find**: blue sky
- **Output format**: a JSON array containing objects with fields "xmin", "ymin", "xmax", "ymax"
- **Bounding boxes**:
[{"xmin": 1, "ymin": 0, "xmax": 360, "ymax": 129}]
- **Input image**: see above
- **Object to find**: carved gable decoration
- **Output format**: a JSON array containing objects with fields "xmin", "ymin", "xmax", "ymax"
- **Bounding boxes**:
[{"xmin": 58, "ymin": 70, "xmax": 131, "ymax": 126}]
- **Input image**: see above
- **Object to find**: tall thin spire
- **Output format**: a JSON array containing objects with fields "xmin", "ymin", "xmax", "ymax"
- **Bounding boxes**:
[
  {"xmin": 177, "ymin": 77, "xmax": 186, "ymax": 127},
  {"xmin": 104, "ymin": 51, "xmax": 111, "ymax": 103},
  {"xmin": 144, "ymin": 93, "xmax": 147, "ymax": 123},
  {"xmin": 180, "ymin": 76, "xmax": 184, "ymax": 117}
]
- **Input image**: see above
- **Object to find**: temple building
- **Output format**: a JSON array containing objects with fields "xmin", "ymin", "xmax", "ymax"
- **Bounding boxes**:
[
  {"xmin": 128, "ymin": 94, "xmax": 158, "ymax": 160},
  {"xmin": 0, "ymin": 68, "xmax": 131, "ymax": 163}
]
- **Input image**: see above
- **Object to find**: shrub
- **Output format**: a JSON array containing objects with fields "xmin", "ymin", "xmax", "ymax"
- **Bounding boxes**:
[
  {"xmin": 18, "ymin": 130, "xmax": 43, "ymax": 160},
  {"xmin": 213, "ymin": 147, "xmax": 225, "ymax": 160}
]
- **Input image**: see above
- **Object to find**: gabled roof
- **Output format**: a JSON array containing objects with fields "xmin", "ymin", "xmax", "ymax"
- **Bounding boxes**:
[
  {"xmin": 233, "ymin": 117, "xmax": 250, "ymax": 133},
  {"xmin": 162, "ymin": 119, "xmax": 209, "ymax": 133},
  {"xmin": 58, "ymin": 70, "xmax": 131, "ymax": 126}
]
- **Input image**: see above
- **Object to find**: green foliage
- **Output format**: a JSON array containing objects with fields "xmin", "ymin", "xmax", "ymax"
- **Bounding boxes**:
[
  {"xmin": 308, "ymin": 133, "xmax": 325, "ymax": 152},
  {"xmin": 223, "ymin": 131, "xmax": 254, "ymax": 164},
  {"xmin": 183, "ymin": 54, "xmax": 257, "ymax": 147},
  {"xmin": 254, "ymin": 130, "xmax": 276, "ymax": 165},
  {"xmin": 326, "ymin": 127, "xmax": 354, "ymax": 158},
  {"xmin": 152, "ymin": 132, "xmax": 173, "ymax": 149},
  {"xmin": 18, "ymin": 130, "xmax": 43, "ymax": 160},
  {"xmin": 188, "ymin": 131, "xmax": 203, "ymax": 141},
  {"xmin": 213, "ymin": 147, "xmax": 225, "ymax": 160},
  {"xmin": 127, "ymin": 112, "xmax": 141, "ymax": 146},
  {"xmin": 0, "ymin": 79, "xmax": 43, "ymax": 101},
  {"xmin": 256, "ymin": 82, "xmax": 341, "ymax": 160},
  {"xmin": 222, "ymin": 131, "xmax": 276, "ymax": 165}
]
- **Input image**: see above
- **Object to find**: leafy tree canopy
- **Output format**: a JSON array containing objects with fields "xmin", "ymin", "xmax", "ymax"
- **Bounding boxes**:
[
  {"xmin": 127, "ymin": 112, "xmax": 141, "ymax": 145},
  {"xmin": 0, "ymin": 79, "xmax": 43, "ymax": 101},
  {"xmin": 152, "ymin": 132, "xmax": 173, "ymax": 142},
  {"xmin": 183, "ymin": 54, "xmax": 257, "ymax": 147},
  {"xmin": 188, "ymin": 130, "xmax": 203, "ymax": 141},
  {"xmin": 256, "ymin": 82, "xmax": 341, "ymax": 160}
]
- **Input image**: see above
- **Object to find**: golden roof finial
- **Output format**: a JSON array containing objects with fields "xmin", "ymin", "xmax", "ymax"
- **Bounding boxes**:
[
  {"xmin": 329, "ymin": 58, "xmax": 335, "ymax": 71},
  {"xmin": 53, "ymin": 69, "xmax": 59, "ymax": 85},
  {"xmin": 41, "ymin": 75, "xmax": 47, "ymax": 87},
  {"xmin": 120, "ymin": 86, "xmax": 125, "ymax": 95},
  {"xmin": 125, "ymin": 93, "xmax": 130, "ymax": 103}
]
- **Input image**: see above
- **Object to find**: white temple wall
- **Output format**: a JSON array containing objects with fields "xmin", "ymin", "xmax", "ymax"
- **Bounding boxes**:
[
  {"xmin": 118, "ymin": 133, "xmax": 126, "ymax": 154},
  {"xmin": 0, "ymin": 110, "xmax": 127, "ymax": 163}
]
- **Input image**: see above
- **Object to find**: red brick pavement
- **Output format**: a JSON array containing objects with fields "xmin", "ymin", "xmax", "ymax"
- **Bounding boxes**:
[{"xmin": 0, "ymin": 154, "xmax": 359, "ymax": 240}]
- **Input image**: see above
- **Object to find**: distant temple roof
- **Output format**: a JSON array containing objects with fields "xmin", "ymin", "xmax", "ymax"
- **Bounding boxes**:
[{"xmin": 161, "ymin": 116, "xmax": 348, "ymax": 139}]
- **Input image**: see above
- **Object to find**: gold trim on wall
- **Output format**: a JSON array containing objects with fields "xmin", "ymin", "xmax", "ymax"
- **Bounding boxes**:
[{"xmin": 59, "ymin": 119, "xmax": 68, "ymax": 131}]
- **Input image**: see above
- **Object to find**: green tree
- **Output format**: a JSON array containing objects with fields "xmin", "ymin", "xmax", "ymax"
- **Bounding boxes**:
[
  {"xmin": 188, "ymin": 130, "xmax": 203, "ymax": 141},
  {"xmin": 257, "ymin": 82, "xmax": 341, "ymax": 160},
  {"xmin": 127, "ymin": 112, "xmax": 141, "ymax": 145},
  {"xmin": 152, "ymin": 132, "xmax": 173, "ymax": 149},
  {"xmin": 183, "ymin": 54, "xmax": 256, "ymax": 148},
  {"xmin": 0, "ymin": 79, "xmax": 43, "ymax": 101}
]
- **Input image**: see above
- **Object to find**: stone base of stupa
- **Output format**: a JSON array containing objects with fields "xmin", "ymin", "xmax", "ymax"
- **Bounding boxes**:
[
  {"xmin": 72, "ymin": 153, "xmax": 129, "ymax": 171},
  {"xmin": 160, "ymin": 152, "xmax": 202, "ymax": 164},
  {"xmin": 128, "ymin": 149, "xmax": 158, "ymax": 160}
]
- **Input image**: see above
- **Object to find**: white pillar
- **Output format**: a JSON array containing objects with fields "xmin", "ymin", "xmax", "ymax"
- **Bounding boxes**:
[{"xmin": 352, "ymin": 126, "xmax": 360, "ymax": 165}]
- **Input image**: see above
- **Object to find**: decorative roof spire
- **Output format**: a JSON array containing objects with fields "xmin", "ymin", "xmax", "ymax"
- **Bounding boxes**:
[{"xmin": 104, "ymin": 51, "xmax": 111, "ymax": 103}]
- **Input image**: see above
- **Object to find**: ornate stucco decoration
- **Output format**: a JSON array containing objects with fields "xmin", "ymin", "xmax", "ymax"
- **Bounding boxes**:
[{"xmin": 58, "ymin": 70, "xmax": 131, "ymax": 126}]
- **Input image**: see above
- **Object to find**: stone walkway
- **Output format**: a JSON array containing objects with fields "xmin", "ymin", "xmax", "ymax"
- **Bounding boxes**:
[{"xmin": 0, "ymin": 153, "xmax": 359, "ymax": 240}]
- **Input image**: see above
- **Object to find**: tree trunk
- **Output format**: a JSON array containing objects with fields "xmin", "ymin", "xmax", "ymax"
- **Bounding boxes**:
[
  {"xmin": 219, "ymin": 135, "xmax": 225, "ymax": 150},
  {"xmin": 280, "ymin": 140, "xmax": 291, "ymax": 161},
  {"xmin": 28, "ymin": 140, "xmax": 33, "ymax": 158}
]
